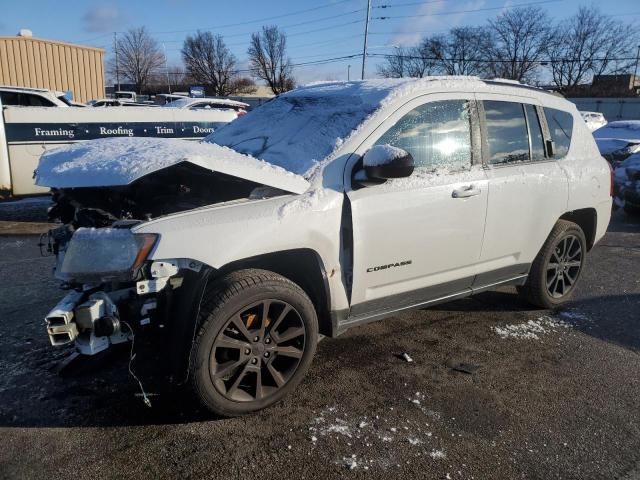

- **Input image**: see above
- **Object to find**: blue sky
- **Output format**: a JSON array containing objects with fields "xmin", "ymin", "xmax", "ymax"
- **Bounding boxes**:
[{"xmin": 2, "ymin": 0, "xmax": 639, "ymax": 84}]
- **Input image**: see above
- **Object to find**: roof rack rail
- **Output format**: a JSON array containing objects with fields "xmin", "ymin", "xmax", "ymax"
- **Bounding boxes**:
[{"xmin": 483, "ymin": 79, "xmax": 554, "ymax": 95}]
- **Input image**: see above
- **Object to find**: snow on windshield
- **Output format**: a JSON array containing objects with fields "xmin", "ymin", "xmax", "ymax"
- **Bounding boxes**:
[
  {"xmin": 206, "ymin": 94, "xmax": 377, "ymax": 176},
  {"xmin": 206, "ymin": 77, "xmax": 487, "ymax": 176}
]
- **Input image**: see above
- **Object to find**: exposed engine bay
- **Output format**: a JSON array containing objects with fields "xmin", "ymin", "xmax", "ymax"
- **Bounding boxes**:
[{"xmin": 47, "ymin": 162, "xmax": 262, "ymax": 228}]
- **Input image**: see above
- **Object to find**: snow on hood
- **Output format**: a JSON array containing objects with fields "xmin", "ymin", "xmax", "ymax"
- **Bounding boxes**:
[
  {"xmin": 206, "ymin": 77, "xmax": 487, "ymax": 177},
  {"xmin": 35, "ymin": 137, "xmax": 310, "ymax": 194}
]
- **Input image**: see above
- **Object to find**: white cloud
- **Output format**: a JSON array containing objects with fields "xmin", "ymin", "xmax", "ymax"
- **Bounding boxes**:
[
  {"xmin": 390, "ymin": 0, "xmax": 487, "ymax": 46},
  {"xmin": 82, "ymin": 5, "xmax": 128, "ymax": 33}
]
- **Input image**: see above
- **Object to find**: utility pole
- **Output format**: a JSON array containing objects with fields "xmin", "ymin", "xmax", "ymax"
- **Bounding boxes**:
[
  {"xmin": 113, "ymin": 32, "xmax": 121, "ymax": 93},
  {"xmin": 163, "ymin": 43, "xmax": 172, "ymax": 94},
  {"xmin": 634, "ymin": 45, "xmax": 640, "ymax": 95},
  {"xmin": 348, "ymin": 64, "xmax": 351, "ymax": 81},
  {"xmin": 361, "ymin": 0, "xmax": 371, "ymax": 80}
]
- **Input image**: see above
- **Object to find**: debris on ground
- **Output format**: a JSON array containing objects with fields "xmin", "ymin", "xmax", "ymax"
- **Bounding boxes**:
[{"xmin": 401, "ymin": 352, "xmax": 414, "ymax": 363}]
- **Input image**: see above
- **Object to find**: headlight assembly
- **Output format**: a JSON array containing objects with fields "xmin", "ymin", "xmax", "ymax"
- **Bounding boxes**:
[{"xmin": 58, "ymin": 228, "xmax": 158, "ymax": 282}]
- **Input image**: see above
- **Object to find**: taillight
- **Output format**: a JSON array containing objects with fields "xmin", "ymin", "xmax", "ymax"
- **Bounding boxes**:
[{"xmin": 237, "ymin": 110, "xmax": 246, "ymax": 117}]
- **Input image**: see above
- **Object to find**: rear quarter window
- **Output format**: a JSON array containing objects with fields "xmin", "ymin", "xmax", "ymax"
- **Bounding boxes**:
[{"xmin": 544, "ymin": 107, "xmax": 573, "ymax": 158}]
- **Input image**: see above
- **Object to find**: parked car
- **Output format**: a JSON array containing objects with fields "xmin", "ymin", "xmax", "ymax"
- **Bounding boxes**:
[
  {"xmin": 154, "ymin": 93, "xmax": 189, "ymax": 105},
  {"xmin": 613, "ymin": 153, "xmax": 640, "ymax": 214},
  {"xmin": 163, "ymin": 97, "xmax": 249, "ymax": 115},
  {"xmin": 90, "ymin": 99, "xmax": 157, "ymax": 108},
  {"xmin": 580, "ymin": 111, "xmax": 607, "ymax": 131},
  {"xmin": 593, "ymin": 120, "xmax": 640, "ymax": 165},
  {"xmin": 36, "ymin": 77, "xmax": 612, "ymax": 416},
  {"xmin": 0, "ymin": 85, "xmax": 80, "ymax": 107}
]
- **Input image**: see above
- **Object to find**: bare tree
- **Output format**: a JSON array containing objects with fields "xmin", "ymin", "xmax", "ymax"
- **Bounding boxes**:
[
  {"xmin": 109, "ymin": 27, "xmax": 165, "ymax": 93},
  {"xmin": 547, "ymin": 7, "xmax": 638, "ymax": 94},
  {"xmin": 182, "ymin": 32, "xmax": 237, "ymax": 96},
  {"xmin": 377, "ymin": 46, "xmax": 409, "ymax": 78},
  {"xmin": 230, "ymin": 77, "xmax": 258, "ymax": 95},
  {"xmin": 248, "ymin": 26, "xmax": 294, "ymax": 95},
  {"xmin": 485, "ymin": 7, "xmax": 551, "ymax": 82},
  {"xmin": 426, "ymin": 27, "xmax": 492, "ymax": 76}
]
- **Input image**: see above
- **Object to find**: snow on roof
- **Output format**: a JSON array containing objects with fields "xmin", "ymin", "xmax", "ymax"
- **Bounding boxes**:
[
  {"xmin": 164, "ymin": 97, "xmax": 249, "ymax": 109},
  {"xmin": 207, "ymin": 77, "xmax": 542, "ymax": 176},
  {"xmin": 593, "ymin": 121, "xmax": 640, "ymax": 142},
  {"xmin": 35, "ymin": 137, "xmax": 309, "ymax": 194}
]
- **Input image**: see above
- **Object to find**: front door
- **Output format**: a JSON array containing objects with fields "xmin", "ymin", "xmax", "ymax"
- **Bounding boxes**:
[{"xmin": 346, "ymin": 94, "xmax": 489, "ymax": 319}]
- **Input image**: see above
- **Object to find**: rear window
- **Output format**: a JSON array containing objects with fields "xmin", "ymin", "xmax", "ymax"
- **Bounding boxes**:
[{"xmin": 544, "ymin": 107, "xmax": 573, "ymax": 158}]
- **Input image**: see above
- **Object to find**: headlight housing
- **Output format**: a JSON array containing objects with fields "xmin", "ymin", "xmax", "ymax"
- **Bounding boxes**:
[{"xmin": 58, "ymin": 228, "xmax": 158, "ymax": 282}]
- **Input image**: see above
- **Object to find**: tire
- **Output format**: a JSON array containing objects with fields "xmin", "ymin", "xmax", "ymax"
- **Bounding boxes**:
[
  {"xmin": 189, "ymin": 269, "xmax": 318, "ymax": 417},
  {"xmin": 519, "ymin": 220, "xmax": 587, "ymax": 309}
]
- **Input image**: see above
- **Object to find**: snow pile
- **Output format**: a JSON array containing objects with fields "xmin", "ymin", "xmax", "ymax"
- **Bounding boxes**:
[
  {"xmin": 492, "ymin": 316, "xmax": 571, "ymax": 340},
  {"xmin": 35, "ymin": 136, "xmax": 309, "ymax": 194},
  {"xmin": 364, "ymin": 144, "xmax": 409, "ymax": 166}
]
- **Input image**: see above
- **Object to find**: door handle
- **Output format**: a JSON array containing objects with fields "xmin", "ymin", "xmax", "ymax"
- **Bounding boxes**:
[{"xmin": 452, "ymin": 185, "xmax": 481, "ymax": 198}]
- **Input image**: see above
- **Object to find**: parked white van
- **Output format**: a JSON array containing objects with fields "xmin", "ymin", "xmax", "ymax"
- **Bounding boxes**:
[{"xmin": 36, "ymin": 77, "xmax": 612, "ymax": 416}]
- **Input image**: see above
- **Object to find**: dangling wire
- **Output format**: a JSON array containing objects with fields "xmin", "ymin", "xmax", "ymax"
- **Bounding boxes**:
[{"xmin": 121, "ymin": 321, "xmax": 152, "ymax": 408}]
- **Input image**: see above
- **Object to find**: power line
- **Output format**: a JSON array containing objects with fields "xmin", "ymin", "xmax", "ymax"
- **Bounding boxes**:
[
  {"xmin": 146, "ymin": 0, "xmax": 359, "ymax": 35},
  {"xmin": 367, "ymin": 52, "xmax": 640, "ymax": 64},
  {"xmin": 374, "ymin": 0, "xmax": 562, "ymax": 19}
]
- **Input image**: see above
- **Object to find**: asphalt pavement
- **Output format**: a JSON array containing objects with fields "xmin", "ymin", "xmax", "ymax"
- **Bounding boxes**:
[{"xmin": 0, "ymin": 211, "xmax": 639, "ymax": 480}]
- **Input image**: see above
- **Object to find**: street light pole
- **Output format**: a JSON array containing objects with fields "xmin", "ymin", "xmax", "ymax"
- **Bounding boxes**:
[
  {"xmin": 634, "ymin": 45, "xmax": 640, "ymax": 95},
  {"xmin": 361, "ymin": 0, "xmax": 371, "ymax": 80},
  {"xmin": 113, "ymin": 32, "xmax": 120, "ymax": 93}
]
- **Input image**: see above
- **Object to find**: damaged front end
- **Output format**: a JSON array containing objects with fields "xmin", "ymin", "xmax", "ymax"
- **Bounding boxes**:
[{"xmin": 43, "ymin": 226, "xmax": 201, "ymax": 356}]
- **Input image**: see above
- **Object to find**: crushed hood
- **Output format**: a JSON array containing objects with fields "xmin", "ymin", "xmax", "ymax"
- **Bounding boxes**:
[{"xmin": 35, "ymin": 137, "xmax": 310, "ymax": 194}]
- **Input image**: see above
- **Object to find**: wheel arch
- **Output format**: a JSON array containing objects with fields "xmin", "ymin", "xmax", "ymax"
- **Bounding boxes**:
[
  {"xmin": 559, "ymin": 208, "xmax": 597, "ymax": 251},
  {"xmin": 216, "ymin": 248, "xmax": 333, "ymax": 337}
]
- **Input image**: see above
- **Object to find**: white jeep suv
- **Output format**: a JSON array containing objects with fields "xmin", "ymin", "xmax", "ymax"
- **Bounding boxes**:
[{"xmin": 36, "ymin": 77, "xmax": 612, "ymax": 416}]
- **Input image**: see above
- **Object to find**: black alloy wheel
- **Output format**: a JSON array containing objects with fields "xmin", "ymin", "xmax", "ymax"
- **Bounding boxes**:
[{"xmin": 211, "ymin": 299, "xmax": 306, "ymax": 402}]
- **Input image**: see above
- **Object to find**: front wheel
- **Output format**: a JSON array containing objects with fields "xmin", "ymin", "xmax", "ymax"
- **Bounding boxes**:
[
  {"xmin": 189, "ymin": 269, "xmax": 318, "ymax": 417},
  {"xmin": 519, "ymin": 220, "xmax": 587, "ymax": 309}
]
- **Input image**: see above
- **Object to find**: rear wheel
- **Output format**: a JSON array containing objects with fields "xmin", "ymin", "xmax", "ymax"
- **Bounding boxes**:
[
  {"xmin": 519, "ymin": 220, "xmax": 586, "ymax": 309},
  {"xmin": 189, "ymin": 269, "xmax": 318, "ymax": 417}
]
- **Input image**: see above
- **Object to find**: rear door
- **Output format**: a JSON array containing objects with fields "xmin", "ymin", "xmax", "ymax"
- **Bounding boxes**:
[
  {"xmin": 346, "ymin": 94, "xmax": 489, "ymax": 319},
  {"xmin": 474, "ymin": 94, "xmax": 568, "ymax": 285}
]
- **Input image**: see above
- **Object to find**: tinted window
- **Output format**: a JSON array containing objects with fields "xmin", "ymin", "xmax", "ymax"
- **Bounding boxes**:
[
  {"xmin": 525, "ymin": 104, "xmax": 545, "ymax": 161},
  {"xmin": 484, "ymin": 101, "xmax": 529, "ymax": 164},
  {"xmin": 0, "ymin": 92, "xmax": 21, "ymax": 106},
  {"xmin": 544, "ymin": 107, "xmax": 573, "ymax": 158},
  {"xmin": 22, "ymin": 94, "xmax": 55, "ymax": 107},
  {"xmin": 375, "ymin": 100, "xmax": 472, "ymax": 170}
]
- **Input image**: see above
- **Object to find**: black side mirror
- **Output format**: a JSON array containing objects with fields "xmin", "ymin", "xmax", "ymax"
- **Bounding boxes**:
[{"xmin": 363, "ymin": 145, "xmax": 415, "ymax": 179}]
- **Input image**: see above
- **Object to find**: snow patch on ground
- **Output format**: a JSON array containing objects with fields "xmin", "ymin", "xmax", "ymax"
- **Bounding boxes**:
[
  {"xmin": 492, "ymin": 316, "xmax": 572, "ymax": 340},
  {"xmin": 309, "ymin": 401, "xmax": 444, "ymax": 470}
]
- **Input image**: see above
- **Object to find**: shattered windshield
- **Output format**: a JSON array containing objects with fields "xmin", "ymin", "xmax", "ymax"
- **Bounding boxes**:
[{"xmin": 205, "ymin": 95, "xmax": 377, "ymax": 176}]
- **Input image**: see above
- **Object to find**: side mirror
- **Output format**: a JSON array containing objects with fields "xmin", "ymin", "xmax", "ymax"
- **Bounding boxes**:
[{"xmin": 363, "ymin": 145, "xmax": 415, "ymax": 180}]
